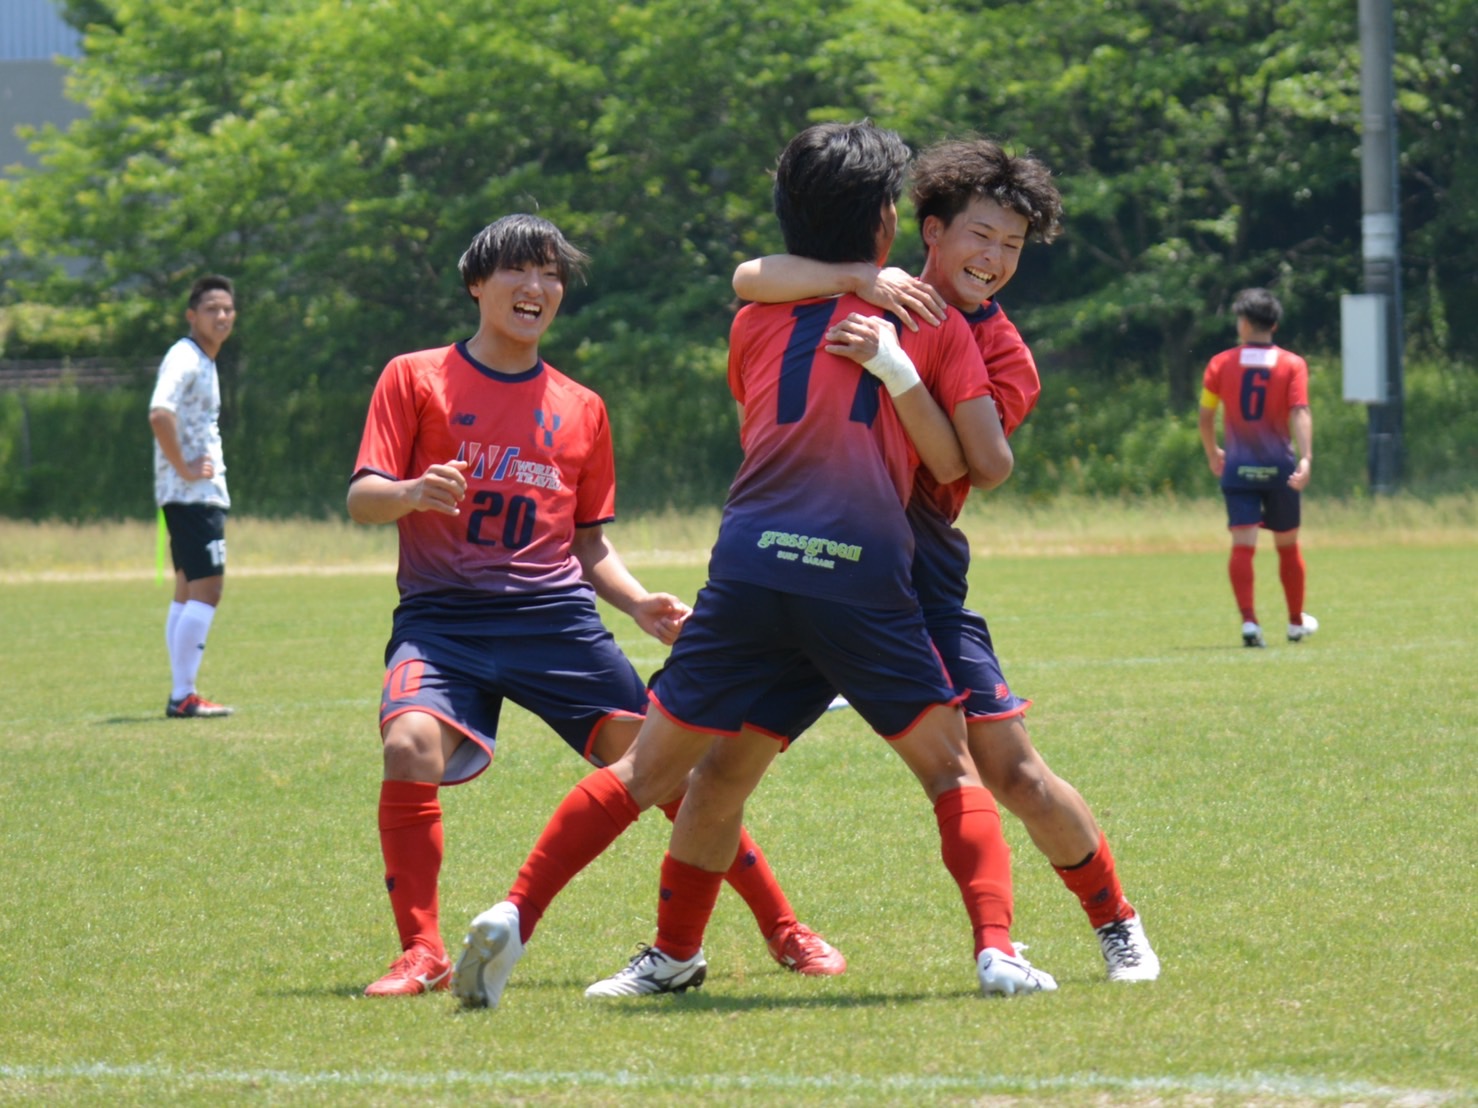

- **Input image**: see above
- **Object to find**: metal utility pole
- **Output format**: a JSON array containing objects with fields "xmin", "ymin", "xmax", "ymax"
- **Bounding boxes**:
[{"xmin": 1358, "ymin": 0, "xmax": 1403, "ymax": 492}]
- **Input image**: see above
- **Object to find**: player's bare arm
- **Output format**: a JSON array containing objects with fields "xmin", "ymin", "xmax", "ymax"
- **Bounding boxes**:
[
  {"xmin": 148, "ymin": 407, "xmax": 214, "ymax": 480},
  {"xmin": 1197, "ymin": 400, "xmax": 1226, "ymax": 477},
  {"xmin": 826, "ymin": 312, "xmax": 967, "ymax": 484},
  {"xmin": 949, "ymin": 394, "xmax": 1014, "ymax": 491},
  {"xmin": 572, "ymin": 525, "xmax": 692, "ymax": 646},
  {"xmin": 733, "ymin": 255, "xmax": 945, "ymax": 331},
  {"xmin": 1288, "ymin": 405, "xmax": 1313, "ymax": 490},
  {"xmin": 346, "ymin": 460, "xmax": 469, "ymax": 524}
]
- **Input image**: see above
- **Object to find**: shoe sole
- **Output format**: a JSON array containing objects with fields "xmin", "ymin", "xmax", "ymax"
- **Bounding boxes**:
[
  {"xmin": 1107, "ymin": 964, "xmax": 1161, "ymax": 982},
  {"xmin": 452, "ymin": 913, "xmax": 523, "ymax": 1009},
  {"xmin": 979, "ymin": 974, "xmax": 1057, "ymax": 996}
]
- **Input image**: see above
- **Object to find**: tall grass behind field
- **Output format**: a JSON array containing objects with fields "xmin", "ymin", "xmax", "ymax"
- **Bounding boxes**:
[
  {"xmin": 1, "ymin": 493, "xmax": 1474, "ymax": 577},
  {"xmin": 0, "ymin": 537, "xmax": 1474, "ymax": 1102}
]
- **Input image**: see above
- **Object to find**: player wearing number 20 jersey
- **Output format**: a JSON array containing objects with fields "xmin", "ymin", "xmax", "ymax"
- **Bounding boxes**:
[
  {"xmin": 354, "ymin": 214, "xmax": 844, "ymax": 1001},
  {"xmin": 354, "ymin": 341, "xmax": 615, "ymax": 616},
  {"xmin": 352, "ymin": 338, "xmax": 635, "ymax": 780}
]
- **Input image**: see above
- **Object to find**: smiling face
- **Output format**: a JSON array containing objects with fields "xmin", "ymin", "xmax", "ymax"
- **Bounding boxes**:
[
  {"xmin": 186, "ymin": 289, "xmax": 236, "ymax": 354},
  {"xmin": 468, "ymin": 260, "xmax": 565, "ymax": 367},
  {"xmin": 918, "ymin": 196, "xmax": 1029, "ymax": 312}
]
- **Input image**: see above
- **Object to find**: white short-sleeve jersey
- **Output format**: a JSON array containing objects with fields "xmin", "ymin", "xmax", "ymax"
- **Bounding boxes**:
[{"xmin": 149, "ymin": 337, "xmax": 230, "ymax": 508}]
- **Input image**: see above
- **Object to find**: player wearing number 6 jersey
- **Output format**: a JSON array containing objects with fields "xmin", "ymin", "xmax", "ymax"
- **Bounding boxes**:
[
  {"xmin": 349, "ymin": 214, "xmax": 841, "ymax": 998},
  {"xmin": 1198, "ymin": 287, "xmax": 1316, "ymax": 648}
]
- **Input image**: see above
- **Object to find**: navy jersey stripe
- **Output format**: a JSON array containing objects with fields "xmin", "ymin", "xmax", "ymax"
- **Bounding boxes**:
[{"xmin": 777, "ymin": 301, "xmax": 839, "ymax": 425}]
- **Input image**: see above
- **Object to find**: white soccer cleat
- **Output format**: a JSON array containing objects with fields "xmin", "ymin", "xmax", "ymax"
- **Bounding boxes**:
[
  {"xmin": 585, "ymin": 944, "xmax": 707, "ymax": 997},
  {"xmin": 976, "ymin": 946, "xmax": 1058, "ymax": 997},
  {"xmin": 451, "ymin": 900, "xmax": 525, "ymax": 1009},
  {"xmin": 1287, "ymin": 612, "xmax": 1319, "ymax": 642},
  {"xmin": 1095, "ymin": 914, "xmax": 1161, "ymax": 982},
  {"xmin": 1241, "ymin": 621, "xmax": 1265, "ymax": 648}
]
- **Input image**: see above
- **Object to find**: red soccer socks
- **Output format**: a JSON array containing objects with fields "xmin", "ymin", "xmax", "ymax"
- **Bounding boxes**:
[
  {"xmin": 654, "ymin": 852, "xmax": 726, "ymax": 962},
  {"xmin": 507, "ymin": 766, "xmax": 641, "ymax": 943},
  {"xmin": 1229, "ymin": 544, "xmax": 1257, "ymax": 623},
  {"xmin": 657, "ymin": 797, "xmax": 797, "ymax": 940},
  {"xmin": 934, "ymin": 786, "xmax": 1014, "ymax": 957},
  {"xmin": 378, "ymin": 779, "xmax": 445, "ymax": 956},
  {"xmin": 1278, "ymin": 542, "xmax": 1307, "ymax": 625},
  {"xmin": 1053, "ymin": 829, "xmax": 1133, "ymax": 929}
]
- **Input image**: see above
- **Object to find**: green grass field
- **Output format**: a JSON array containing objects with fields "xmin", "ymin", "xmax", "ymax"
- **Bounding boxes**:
[{"xmin": 1, "ymin": 506, "xmax": 1475, "ymax": 1105}]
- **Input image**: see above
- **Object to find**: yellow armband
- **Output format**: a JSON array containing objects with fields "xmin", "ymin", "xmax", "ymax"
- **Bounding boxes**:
[{"xmin": 1199, "ymin": 388, "xmax": 1221, "ymax": 410}]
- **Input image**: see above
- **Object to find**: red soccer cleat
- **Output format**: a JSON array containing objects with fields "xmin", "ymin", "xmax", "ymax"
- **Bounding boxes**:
[
  {"xmin": 364, "ymin": 947, "xmax": 452, "ymax": 997},
  {"xmin": 166, "ymin": 693, "xmax": 234, "ymax": 718},
  {"xmin": 768, "ymin": 922, "xmax": 847, "ymax": 976}
]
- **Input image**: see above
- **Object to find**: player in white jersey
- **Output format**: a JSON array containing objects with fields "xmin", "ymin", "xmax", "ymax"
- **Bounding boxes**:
[{"xmin": 148, "ymin": 274, "xmax": 237, "ymax": 720}]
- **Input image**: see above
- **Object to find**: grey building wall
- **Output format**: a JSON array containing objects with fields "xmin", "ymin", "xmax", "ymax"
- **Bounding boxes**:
[{"xmin": 1, "ymin": 0, "xmax": 85, "ymax": 172}]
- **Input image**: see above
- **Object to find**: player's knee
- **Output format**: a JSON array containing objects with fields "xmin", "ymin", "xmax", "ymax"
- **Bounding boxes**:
[{"xmin": 380, "ymin": 721, "xmax": 442, "ymax": 780}]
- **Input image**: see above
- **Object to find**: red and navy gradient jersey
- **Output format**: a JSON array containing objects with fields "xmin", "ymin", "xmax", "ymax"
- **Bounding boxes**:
[
  {"xmin": 910, "ymin": 300, "xmax": 1041, "ymax": 612},
  {"xmin": 351, "ymin": 342, "xmax": 615, "ymax": 607},
  {"xmin": 1202, "ymin": 342, "xmax": 1309, "ymax": 489},
  {"xmin": 708, "ymin": 294, "xmax": 990, "ymax": 609}
]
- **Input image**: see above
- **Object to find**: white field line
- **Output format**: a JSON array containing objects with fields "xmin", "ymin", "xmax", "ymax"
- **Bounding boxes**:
[{"xmin": 0, "ymin": 1061, "xmax": 1464, "ymax": 1103}]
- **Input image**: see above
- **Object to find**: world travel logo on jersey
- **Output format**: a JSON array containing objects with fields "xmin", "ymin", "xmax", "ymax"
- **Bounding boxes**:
[{"xmin": 455, "ymin": 442, "xmax": 563, "ymax": 491}]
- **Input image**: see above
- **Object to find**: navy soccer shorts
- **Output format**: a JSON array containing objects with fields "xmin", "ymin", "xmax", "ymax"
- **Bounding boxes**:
[
  {"xmin": 652, "ymin": 578, "xmax": 960, "ymax": 741},
  {"xmin": 743, "ymin": 604, "xmax": 1029, "ymax": 739},
  {"xmin": 379, "ymin": 616, "xmax": 648, "ymax": 786},
  {"xmin": 925, "ymin": 607, "xmax": 1031, "ymax": 722},
  {"xmin": 1224, "ymin": 484, "xmax": 1301, "ymax": 532}
]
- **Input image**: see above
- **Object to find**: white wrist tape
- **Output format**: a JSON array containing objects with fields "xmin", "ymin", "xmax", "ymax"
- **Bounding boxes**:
[{"xmin": 862, "ymin": 324, "xmax": 921, "ymax": 397}]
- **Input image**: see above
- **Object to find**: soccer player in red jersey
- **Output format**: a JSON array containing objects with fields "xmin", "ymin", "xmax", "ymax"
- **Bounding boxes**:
[
  {"xmin": 1199, "ymin": 287, "xmax": 1316, "ymax": 647},
  {"xmin": 348, "ymin": 214, "xmax": 840, "ymax": 997},
  {"xmin": 456, "ymin": 121, "xmax": 1058, "ymax": 1008},
  {"xmin": 730, "ymin": 138, "xmax": 1161, "ymax": 982}
]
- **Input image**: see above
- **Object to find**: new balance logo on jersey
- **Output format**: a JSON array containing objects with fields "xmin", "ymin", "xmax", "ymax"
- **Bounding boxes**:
[{"xmin": 452, "ymin": 412, "xmax": 477, "ymax": 426}]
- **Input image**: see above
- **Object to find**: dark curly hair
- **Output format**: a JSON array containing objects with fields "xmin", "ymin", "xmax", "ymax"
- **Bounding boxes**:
[{"xmin": 910, "ymin": 139, "xmax": 1063, "ymax": 244}]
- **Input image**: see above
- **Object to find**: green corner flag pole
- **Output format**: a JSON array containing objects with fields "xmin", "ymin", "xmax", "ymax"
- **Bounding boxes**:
[{"xmin": 156, "ymin": 508, "xmax": 167, "ymax": 586}]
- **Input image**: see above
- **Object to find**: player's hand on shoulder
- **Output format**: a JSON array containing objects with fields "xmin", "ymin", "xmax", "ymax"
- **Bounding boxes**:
[
  {"xmin": 825, "ymin": 312, "xmax": 887, "ymax": 364},
  {"xmin": 411, "ymin": 459, "xmax": 469, "ymax": 515},
  {"xmin": 632, "ymin": 592, "xmax": 692, "ymax": 646},
  {"xmin": 828, "ymin": 314, "xmax": 921, "ymax": 398},
  {"xmin": 858, "ymin": 268, "xmax": 946, "ymax": 331}
]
